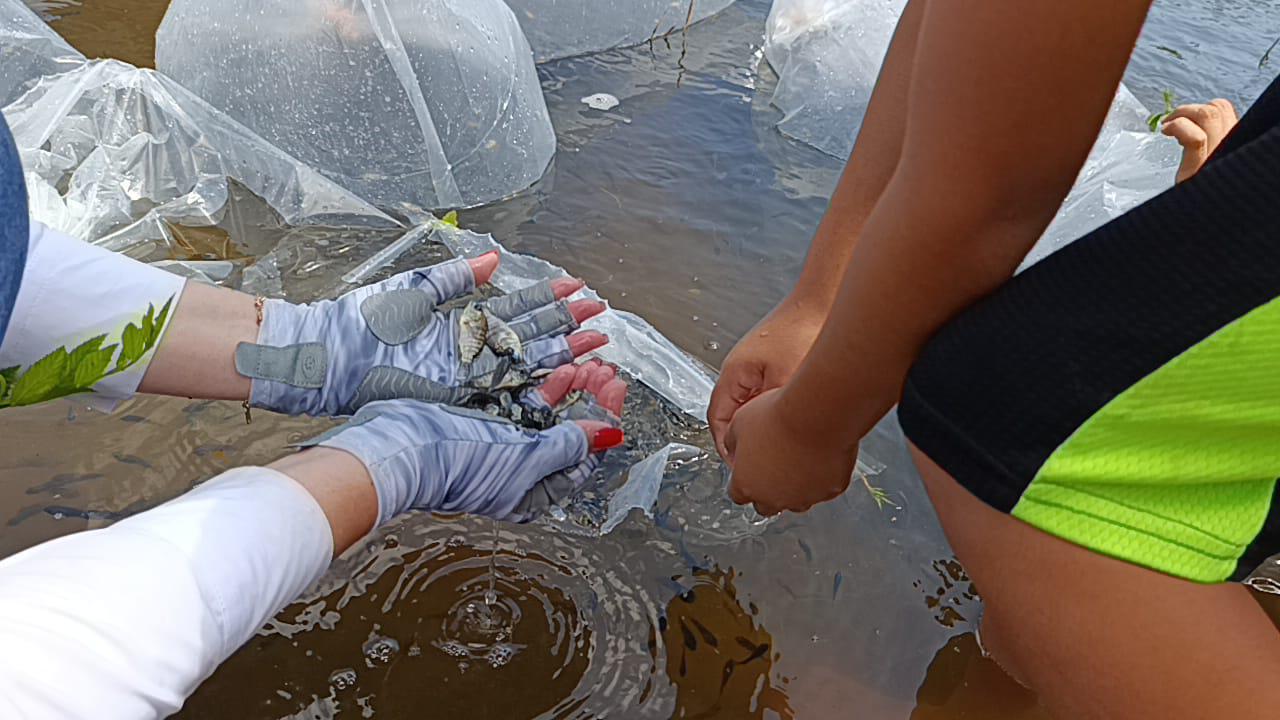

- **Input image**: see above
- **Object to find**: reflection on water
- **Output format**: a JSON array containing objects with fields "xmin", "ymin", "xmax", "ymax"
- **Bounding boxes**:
[{"xmin": 9, "ymin": 0, "xmax": 1278, "ymax": 718}]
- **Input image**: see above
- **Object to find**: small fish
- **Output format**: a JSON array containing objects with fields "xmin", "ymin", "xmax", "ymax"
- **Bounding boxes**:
[
  {"xmin": 483, "ymin": 309, "xmax": 522, "ymax": 360},
  {"xmin": 458, "ymin": 302, "xmax": 488, "ymax": 365}
]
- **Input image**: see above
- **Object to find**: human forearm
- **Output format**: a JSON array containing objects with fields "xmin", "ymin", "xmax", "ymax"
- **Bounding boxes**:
[
  {"xmin": 788, "ymin": 0, "xmax": 925, "ymax": 307},
  {"xmin": 779, "ymin": 0, "xmax": 1154, "ymax": 442},
  {"xmin": 137, "ymin": 279, "xmax": 258, "ymax": 400}
]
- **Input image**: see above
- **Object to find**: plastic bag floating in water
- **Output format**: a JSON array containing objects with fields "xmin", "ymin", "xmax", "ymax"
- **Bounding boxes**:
[
  {"xmin": 504, "ymin": 0, "xmax": 737, "ymax": 62},
  {"xmin": 762, "ymin": 0, "xmax": 905, "ymax": 159},
  {"xmin": 156, "ymin": 0, "xmax": 555, "ymax": 212},
  {"xmin": 0, "ymin": 0, "xmax": 85, "ymax": 108},
  {"xmin": 4, "ymin": 60, "xmax": 395, "ymax": 251}
]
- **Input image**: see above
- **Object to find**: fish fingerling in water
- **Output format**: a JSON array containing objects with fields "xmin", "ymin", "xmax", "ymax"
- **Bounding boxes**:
[
  {"xmin": 458, "ymin": 302, "xmax": 488, "ymax": 365},
  {"xmin": 483, "ymin": 309, "xmax": 522, "ymax": 360}
]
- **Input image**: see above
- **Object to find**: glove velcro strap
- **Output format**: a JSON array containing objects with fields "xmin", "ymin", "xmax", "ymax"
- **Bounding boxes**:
[{"xmin": 235, "ymin": 342, "xmax": 328, "ymax": 388}]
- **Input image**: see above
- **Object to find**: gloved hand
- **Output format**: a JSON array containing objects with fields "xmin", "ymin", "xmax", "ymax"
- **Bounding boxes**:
[
  {"xmin": 236, "ymin": 252, "xmax": 608, "ymax": 417},
  {"xmin": 301, "ymin": 360, "xmax": 627, "ymax": 524}
]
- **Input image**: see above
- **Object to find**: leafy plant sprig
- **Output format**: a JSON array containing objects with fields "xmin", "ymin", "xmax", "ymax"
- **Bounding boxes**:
[
  {"xmin": 1146, "ymin": 88, "xmax": 1178, "ymax": 132},
  {"xmin": 860, "ymin": 472, "xmax": 900, "ymax": 511},
  {"xmin": 0, "ymin": 297, "xmax": 174, "ymax": 409}
]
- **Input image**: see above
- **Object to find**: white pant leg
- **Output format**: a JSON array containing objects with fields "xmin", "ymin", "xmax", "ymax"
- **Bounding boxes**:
[{"xmin": 0, "ymin": 467, "xmax": 332, "ymax": 719}]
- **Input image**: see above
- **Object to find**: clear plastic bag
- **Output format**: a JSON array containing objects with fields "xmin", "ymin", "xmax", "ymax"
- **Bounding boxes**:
[
  {"xmin": 5, "ymin": 60, "xmax": 395, "ymax": 250},
  {"xmin": 1020, "ymin": 86, "xmax": 1180, "ymax": 269},
  {"xmin": 505, "ymin": 0, "xmax": 736, "ymax": 62},
  {"xmin": 762, "ymin": 0, "xmax": 905, "ymax": 158},
  {"xmin": 156, "ymin": 0, "xmax": 555, "ymax": 212},
  {"xmin": 0, "ymin": 0, "xmax": 85, "ymax": 108}
]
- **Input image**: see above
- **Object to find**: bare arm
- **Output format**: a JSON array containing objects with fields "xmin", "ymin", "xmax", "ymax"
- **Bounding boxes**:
[
  {"xmin": 779, "ymin": 0, "xmax": 1154, "ymax": 441},
  {"xmin": 787, "ymin": 0, "xmax": 925, "ymax": 307},
  {"xmin": 706, "ymin": 0, "xmax": 924, "ymax": 450}
]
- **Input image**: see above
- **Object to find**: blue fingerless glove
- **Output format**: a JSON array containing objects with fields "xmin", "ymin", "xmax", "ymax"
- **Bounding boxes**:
[
  {"xmin": 299, "ymin": 397, "xmax": 608, "ymax": 524},
  {"xmin": 236, "ymin": 258, "xmax": 580, "ymax": 417}
]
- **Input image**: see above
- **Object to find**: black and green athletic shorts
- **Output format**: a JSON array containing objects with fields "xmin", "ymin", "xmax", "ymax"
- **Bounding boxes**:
[{"xmin": 900, "ymin": 76, "xmax": 1280, "ymax": 583}]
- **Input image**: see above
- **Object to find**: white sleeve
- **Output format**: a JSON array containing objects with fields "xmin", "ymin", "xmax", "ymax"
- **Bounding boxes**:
[
  {"xmin": 0, "ymin": 221, "xmax": 187, "ymax": 404},
  {"xmin": 0, "ymin": 468, "xmax": 333, "ymax": 719}
]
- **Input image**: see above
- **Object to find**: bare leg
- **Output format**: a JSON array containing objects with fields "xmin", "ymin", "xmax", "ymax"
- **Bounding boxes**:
[{"xmin": 909, "ymin": 443, "xmax": 1280, "ymax": 720}]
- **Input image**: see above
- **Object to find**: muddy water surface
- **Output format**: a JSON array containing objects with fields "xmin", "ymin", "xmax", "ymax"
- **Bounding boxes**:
[{"xmin": 4, "ymin": 0, "xmax": 1277, "ymax": 718}]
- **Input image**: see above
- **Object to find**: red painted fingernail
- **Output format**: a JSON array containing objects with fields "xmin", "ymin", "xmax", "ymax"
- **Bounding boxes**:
[{"xmin": 591, "ymin": 427, "xmax": 624, "ymax": 451}]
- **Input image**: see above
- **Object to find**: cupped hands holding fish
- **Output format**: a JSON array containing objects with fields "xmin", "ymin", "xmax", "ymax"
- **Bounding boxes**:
[{"xmin": 236, "ymin": 251, "xmax": 610, "ymax": 417}]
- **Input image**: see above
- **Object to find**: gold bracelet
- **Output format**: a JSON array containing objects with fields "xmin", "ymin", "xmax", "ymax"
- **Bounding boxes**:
[{"xmin": 244, "ymin": 296, "xmax": 267, "ymax": 425}]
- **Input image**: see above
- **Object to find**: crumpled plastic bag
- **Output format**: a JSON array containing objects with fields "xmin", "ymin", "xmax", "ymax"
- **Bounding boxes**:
[
  {"xmin": 505, "ymin": 0, "xmax": 737, "ymax": 62},
  {"xmin": 1019, "ymin": 85, "xmax": 1180, "ymax": 269},
  {"xmin": 4, "ymin": 59, "xmax": 396, "ymax": 251},
  {"xmin": 762, "ymin": 0, "xmax": 905, "ymax": 158},
  {"xmin": 156, "ymin": 0, "xmax": 555, "ymax": 212},
  {"xmin": 0, "ymin": 0, "xmax": 85, "ymax": 109}
]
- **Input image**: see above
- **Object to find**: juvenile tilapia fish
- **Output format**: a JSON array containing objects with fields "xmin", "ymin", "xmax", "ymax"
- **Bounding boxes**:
[
  {"xmin": 483, "ymin": 309, "xmax": 522, "ymax": 360},
  {"xmin": 458, "ymin": 302, "xmax": 488, "ymax": 365}
]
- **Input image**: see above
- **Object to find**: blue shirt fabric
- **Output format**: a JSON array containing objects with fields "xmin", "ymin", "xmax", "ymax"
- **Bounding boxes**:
[{"xmin": 0, "ymin": 115, "xmax": 28, "ymax": 345}]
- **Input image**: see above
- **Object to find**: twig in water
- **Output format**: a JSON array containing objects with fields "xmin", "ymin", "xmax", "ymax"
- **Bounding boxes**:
[
  {"xmin": 861, "ymin": 474, "xmax": 900, "ymax": 511},
  {"xmin": 1261, "ymin": 35, "xmax": 1280, "ymax": 69}
]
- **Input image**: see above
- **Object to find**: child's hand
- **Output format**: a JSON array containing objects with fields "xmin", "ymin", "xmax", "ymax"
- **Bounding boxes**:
[{"xmin": 1161, "ymin": 99, "xmax": 1238, "ymax": 183}]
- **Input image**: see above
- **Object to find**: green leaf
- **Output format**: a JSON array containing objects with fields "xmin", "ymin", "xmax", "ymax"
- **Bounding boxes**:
[
  {"xmin": 117, "ymin": 322, "xmax": 146, "ymax": 372},
  {"xmin": 0, "ymin": 366, "xmax": 18, "ymax": 386},
  {"xmin": 10, "ymin": 348, "xmax": 69, "ymax": 407},
  {"xmin": 74, "ymin": 346, "xmax": 117, "ymax": 389},
  {"xmin": 141, "ymin": 304, "xmax": 155, "ymax": 346},
  {"xmin": 150, "ymin": 297, "xmax": 174, "ymax": 346},
  {"xmin": 61, "ymin": 334, "xmax": 108, "ymax": 390},
  {"xmin": 441, "ymin": 210, "xmax": 459, "ymax": 227},
  {"xmin": 66, "ymin": 334, "xmax": 107, "ymax": 369},
  {"xmin": 0, "ymin": 373, "xmax": 8, "ymax": 405}
]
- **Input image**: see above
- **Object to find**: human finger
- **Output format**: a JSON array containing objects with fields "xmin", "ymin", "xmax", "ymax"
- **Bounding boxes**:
[
  {"xmin": 536, "ymin": 364, "xmax": 578, "ymax": 406},
  {"xmin": 708, "ymin": 363, "xmax": 763, "ymax": 461},
  {"xmin": 585, "ymin": 363, "xmax": 616, "ymax": 396},
  {"xmin": 466, "ymin": 251, "xmax": 500, "ymax": 286},
  {"xmin": 551, "ymin": 277, "xmax": 586, "ymax": 300},
  {"xmin": 566, "ymin": 331, "xmax": 608, "ymax": 359},
  {"xmin": 598, "ymin": 378, "xmax": 627, "ymax": 417}
]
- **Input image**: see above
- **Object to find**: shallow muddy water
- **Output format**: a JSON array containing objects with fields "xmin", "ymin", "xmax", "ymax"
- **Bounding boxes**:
[{"xmin": 4, "ymin": 0, "xmax": 1278, "ymax": 718}]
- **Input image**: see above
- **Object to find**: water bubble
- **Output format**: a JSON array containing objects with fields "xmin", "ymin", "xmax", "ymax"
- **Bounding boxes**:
[
  {"xmin": 328, "ymin": 668, "xmax": 357, "ymax": 691},
  {"xmin": 362, "ymin": 635, "xmax": 400, "ymax": 665},
  {"xmin": 703, "ymin": 340, "xmax": 720, "ymax": 352}
]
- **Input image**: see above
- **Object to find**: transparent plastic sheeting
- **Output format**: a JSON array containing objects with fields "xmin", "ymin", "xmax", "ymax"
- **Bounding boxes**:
[
  {"xmin": 434, "ymin": 223, "xmax": 716, "ymax": 419},
  {"xmin": 505, "ymin": 0, "xmax": 737, "ymax": 63},
  {"xmin": 1019, "ymin": 86, "xmax": 1180, "ymax": 269},
  {"xmin": 0, "ymin": 0, "xmax": 84, "ymax": 109},
  {"xmin": 3, "ymin": 60, "xmax": 395, "ymax": 252},
  {"xmin": 595, "ymin": 416, "xmax": 966, "ymax": 716},
  {"xmin": 762, "ymin": 1, "xmax": 1179, "ymax": 268},
  {"xmin": 156, "ymin": 0, "xmax": 555, "ymax": 212},
  {"xmin": 762, "ymin": 0, "xmax": 906, "ymax": 158}
]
